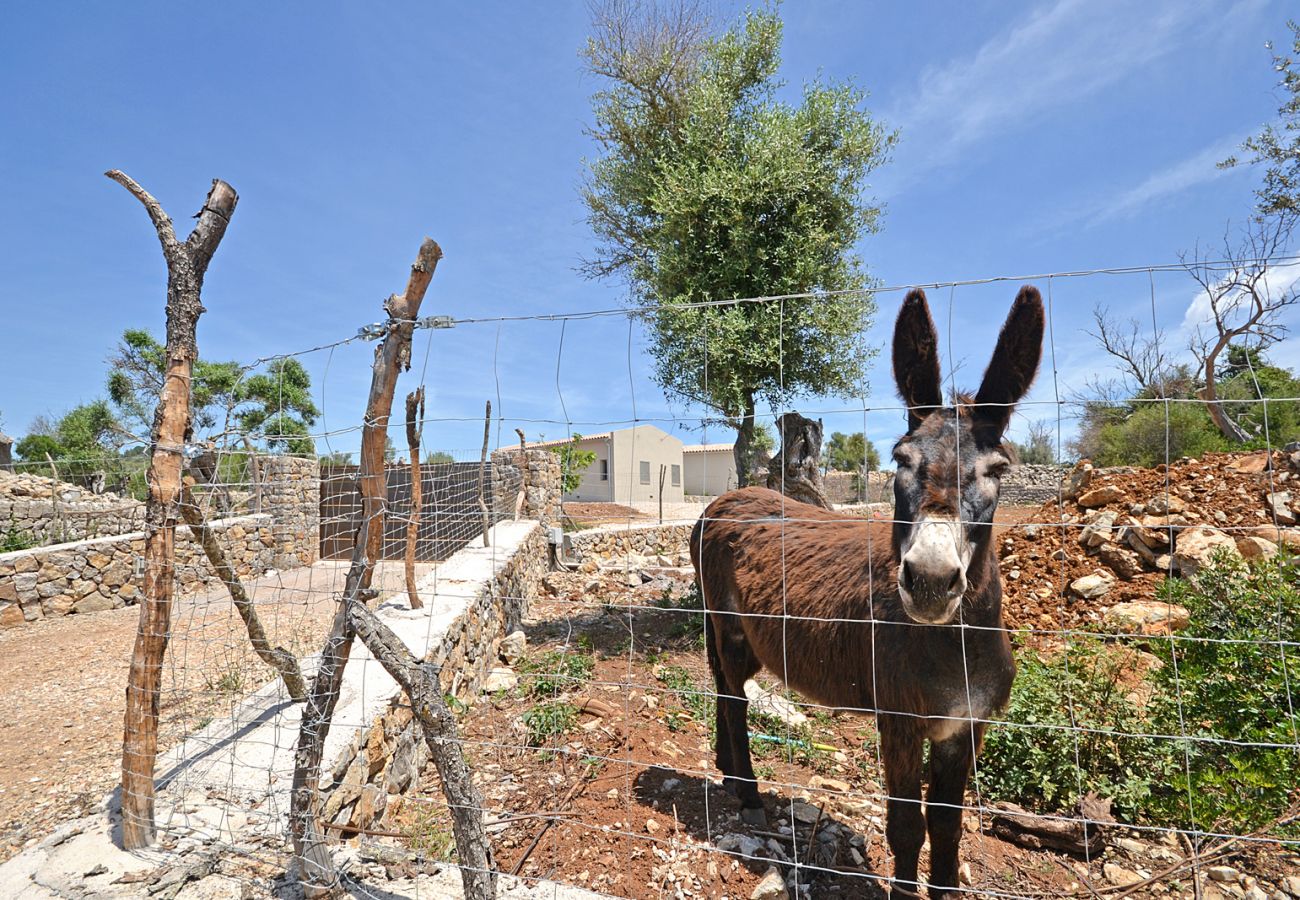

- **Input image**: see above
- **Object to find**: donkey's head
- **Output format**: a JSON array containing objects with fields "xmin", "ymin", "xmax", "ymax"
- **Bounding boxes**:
[{"xmin": 889, "ymin": 286, "xmax": 1044, "ymax": 625}]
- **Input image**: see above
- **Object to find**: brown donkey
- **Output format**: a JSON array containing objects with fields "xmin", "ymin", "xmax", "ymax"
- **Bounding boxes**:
[{"xmin": 691, "ymin": 286, "xmax": 1044, "ymax": 898}]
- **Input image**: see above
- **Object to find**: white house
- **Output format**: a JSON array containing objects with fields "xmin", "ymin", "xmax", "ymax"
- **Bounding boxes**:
[
  {"xmin": 682, "ymin": 443, "xmax": 737, "ymax": 496},
  {"xmin": 513, "ymin": 424, "xmax": 687, "ymax": 505}
]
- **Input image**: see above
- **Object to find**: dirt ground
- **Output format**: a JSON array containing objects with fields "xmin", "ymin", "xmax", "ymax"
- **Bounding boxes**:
[
  {"xmin": 0, "ymin": 560, "xmax": 424, "ymax": 863},
  {"xmin": 384, "ymin": 562, "xmax": 1298, "ymax": 900}
]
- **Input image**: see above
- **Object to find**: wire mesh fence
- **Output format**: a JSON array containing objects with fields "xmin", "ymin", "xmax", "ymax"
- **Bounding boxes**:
[{"xmin": 4, "ymin": 259, "xmax": 1300, "ymax": 899}]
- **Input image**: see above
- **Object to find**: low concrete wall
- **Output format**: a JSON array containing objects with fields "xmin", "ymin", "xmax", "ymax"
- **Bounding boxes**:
[
  {"xmin": 321, "ymin": 521, "xmax": 551, "ymax": 833},
  {"xmin": 0, "ymin": 514, "xmax": 278, "ymax": 628}
]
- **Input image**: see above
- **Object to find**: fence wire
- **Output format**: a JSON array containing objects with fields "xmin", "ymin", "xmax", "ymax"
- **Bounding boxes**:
[{"xmin": 5, "ymin": 261, "xmax": 1300, "ymax": 900}]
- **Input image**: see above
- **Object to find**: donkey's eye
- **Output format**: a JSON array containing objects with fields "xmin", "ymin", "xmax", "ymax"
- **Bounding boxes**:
[{"xmin": 983, "ymin": 460, "xmax": 1010, "ymax": 479}]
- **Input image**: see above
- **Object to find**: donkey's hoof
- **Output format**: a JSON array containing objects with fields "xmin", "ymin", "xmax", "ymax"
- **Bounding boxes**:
[{"xmin": 740, "ymin": 806, "xmax": 768, "ymax": 827}]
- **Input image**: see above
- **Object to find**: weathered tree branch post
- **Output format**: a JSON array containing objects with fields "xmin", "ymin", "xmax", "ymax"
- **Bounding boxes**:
[
  {"xmin": 404, "ymin": 387, "xmax": 425, "ymax": 609},
  {"xmin": 178, "ymin": 478, "xmax": 306, "ymax": 700},
  {"xmin": 347, "ymin": 601, "xmax": 496, "ymax": 900},
  {"xmin": 478, "ymin": 400, "xmax": 492, "ymax": 547},
  {"xmin": 513, "ymin": 428, "xmax": 528, "ymax": 520},
  {"xmin": 290, "ymin": 239, "xmax": 442, "ymax": 897},
  {"xmin": 766, "ymin": 412, "xmax": 833, "ymax": 509},
  {"xmin": 109, "ymin": 171, "xmax": 238, "ymax": 851}
]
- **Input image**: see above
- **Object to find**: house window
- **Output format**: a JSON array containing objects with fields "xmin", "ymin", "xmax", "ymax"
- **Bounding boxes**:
[
  {"xmin": 639, "ymin": 461, "xmax": 651, "ymax": 484},
  {"xmin": 671, "ymin": 464, "xmax": 681, "ymax": 487},
  {"xmin": 599, "ymin": 459, "xmax": 609, "ymax": 481}
]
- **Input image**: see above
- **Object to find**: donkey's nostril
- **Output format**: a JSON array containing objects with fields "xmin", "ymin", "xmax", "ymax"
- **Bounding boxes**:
[
  {"xmin": 947, "ymin": 569, "xmax": 964, "ymax": 595},
  {"xmin": 900, "ymin": 560, "xmax": 915, "ymax": 593}
]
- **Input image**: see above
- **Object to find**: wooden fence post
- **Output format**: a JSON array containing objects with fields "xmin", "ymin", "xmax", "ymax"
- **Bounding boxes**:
[
  {"xmin": 404, "ymin": 387, "xmax": 425, "ymax": 610},
  {"xmin": 109, "ymin": 171, "xmax": 238, "ymax": 850},
  {"xmin": 290, "ymin": 239, "xmax": 442, "ymax": 897}
]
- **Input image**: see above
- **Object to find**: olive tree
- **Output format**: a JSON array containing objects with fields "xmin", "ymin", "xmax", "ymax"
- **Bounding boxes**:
[{"xmin": 581, "ymin": 3, "xmax": 894, "ymax": 483}]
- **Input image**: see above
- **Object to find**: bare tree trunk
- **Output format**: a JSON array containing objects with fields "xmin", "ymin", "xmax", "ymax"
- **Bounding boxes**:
[
  {"xmin": 109, "ymin": 171, "xmax": 238, "ymax": 851},
  {"xmin": 178, "ymin": 481, "xmax": 305, "ymax": 700},
  {"xmin": 732, "ymin": 392, "xmax": 756, "ymax": 488},
  {"xmin": 290, "ymin": 239, "xmax": 442, "ymax": 898},
  {"xmin": 404, "ymin": 388, "xmax": 425, "ymax": 609},
  {"xmin": 347, "ymin": 601, "xmax": 496, "ymax": 900},
  {"xmin": 1200, "ymin": 350, "xmax": 1251, "ymax": 443},
  {"xmin": 766, "ymin": 412, "xmax": 833, "ymax": 509},
  {"xmin": 44, "ymin": 453, "xmax": 65, "ymax": 542},
  {"xmin": 478, "ymin": 400, "xmax": 492, "ymax": 547}
]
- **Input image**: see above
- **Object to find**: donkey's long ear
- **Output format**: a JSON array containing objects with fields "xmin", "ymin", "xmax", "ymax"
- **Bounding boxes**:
[
  {"xmin": 973, "ymin": 285, "xmax": 1045, "ymax": 445},
  {"xmin": 893, "ymin": 288, "xmax": 943, "ymax": 432}
]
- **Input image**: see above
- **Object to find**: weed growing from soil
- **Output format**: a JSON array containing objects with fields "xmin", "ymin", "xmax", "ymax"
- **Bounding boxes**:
[
  {"xmin": 518, "ymin": 649, "xmax": 595, "ymax": 700},
  {"xmin": 405, "ymin": 801, "xmax": 457, "ymax": 862},
  {"xmin": 523, "ymin": 700, "xmax": 578, "ymax": 748},
  {"xmin": 655, "ymin": 582, "xmax": 706, "ymax": 647}
]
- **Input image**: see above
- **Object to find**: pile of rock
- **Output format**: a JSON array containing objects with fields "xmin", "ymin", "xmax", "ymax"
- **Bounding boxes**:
[
  {"xmin": 0, "ymin": 470, "xmax": 145, "ymax": 546},
  {"xmin": 999, "ymin": 450, "xmax": 1300, "ymax": 635}
]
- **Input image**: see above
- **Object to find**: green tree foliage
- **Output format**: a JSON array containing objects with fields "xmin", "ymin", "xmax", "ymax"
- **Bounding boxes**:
[
  {"xmin": 1011, "ymin": 420, "xmax": 1056, "ymax": 465},
  {"xmin": 108, "ymin": 329, "xmax": 318, "ymax": 455},
  {"xmin": 15, "ymin": 400, "xmax": 124, "ymax": 484},
  {"xmin": 551, "ymin": 434, "xmax": 598, "ymax": 494},
  {"xmin": 824, "ymin": 431, "xmax": 879, "ymax": 473},
  {"xmin": 426, "ymin": 451, "xmax": 456, "ymax": 465},
  {"xmin": 1073, "ymin": 346, "xmax": 1300, "ymax": 465},
  {"xmin": 581, "ymin": 4, "xmax": 894, "ymax": 484},
  {"xmin": 1222, "ymin": 20, "xmax": 1300, "ymax": 217}
]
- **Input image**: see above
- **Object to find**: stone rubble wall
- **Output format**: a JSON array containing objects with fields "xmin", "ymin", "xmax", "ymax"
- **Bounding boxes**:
[
  {"xmin": 823, "ymin": 471, "xmax": 894, "ymax": 505},
  {"xmin": 322, "ymin": 523, "xmax": 550, "ymax": 834},
  {"xmin": 567, "ymin": 522, "xmax": 695, "ymax": 566},
  {"xmin": 1000, "ymin": 464, "xmax": 1071, "ymax": 507},
  {"xmin": 0, "ymin": 455, "xmax": 320, "ymax": 629},
  {"xmin": 0, "ymin": 515, "xmax": 277, "ymax": 628},
  {"xmin": 0, "ymin": 471, "xmax": 145, "ymax": 546},
  {"xmin": 490, "ymin": 448, "xmax": 562, "ymax": 528}
]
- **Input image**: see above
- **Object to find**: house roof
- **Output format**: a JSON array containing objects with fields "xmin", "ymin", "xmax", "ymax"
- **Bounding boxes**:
[
  {"xmin": 499, "ymin": 432, "xmax": 612, "ymax": 452},
  {"xmin": 683, "ymin": 443, "xmax": 734, "ymax": 453}
]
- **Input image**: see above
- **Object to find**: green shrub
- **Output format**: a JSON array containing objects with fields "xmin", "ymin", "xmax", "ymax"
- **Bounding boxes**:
[
  {"xmin": 982, "ymin": 554, "xmax": 1300, "ymax": 835},
  {"xmin": 655, "ymin": 582, "xmax": 706, "ymax": 646},
  {"xmin": 2, "ymin": 519, "xmax": 35, "ymax": 553},
  {"xmin": 1146, "ymin": 552, "xmax": 1300, "ymax": 831},
  {"xmin": 518, "ymin": 649, "xmax": 595, "ymax": 699},
  {"xmin": 979, "ymin": 639, "xmax": 1174, "ymax": 820}
]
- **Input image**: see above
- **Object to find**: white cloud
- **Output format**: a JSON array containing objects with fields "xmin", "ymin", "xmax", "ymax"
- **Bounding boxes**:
[
  {"xmin": 883, "ymin": 0, "xmax": 1258, "ymax": 186},
  {"xmin": 1090, "ymin": 134, "xmax": 1247, "ymax": 226}
]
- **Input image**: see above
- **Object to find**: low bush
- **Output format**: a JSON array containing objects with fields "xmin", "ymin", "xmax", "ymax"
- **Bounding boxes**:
[
  {"xmin": 981, "ymin": 554, "xmax": 1300, "ymax": 835},
  {"xmin": 518, "ymin": 648, "xmax": 595, "ymax": 700}
]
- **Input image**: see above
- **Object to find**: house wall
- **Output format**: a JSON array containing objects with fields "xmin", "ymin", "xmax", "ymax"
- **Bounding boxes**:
[
  {"xmin": 683, "ymin": 447, "xmax": 737, "ymax": 497},
  {"xmin": 565, "ymin": 436, "xmax": 614, "ymax": 502},
  {"xmin": 610, "ymin": 425, "xmax": 685, "ymax": 506}
]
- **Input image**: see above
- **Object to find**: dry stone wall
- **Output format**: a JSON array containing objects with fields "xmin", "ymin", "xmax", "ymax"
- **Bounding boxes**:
[
  {"xmin": 0, "ymin": 455, "xmax": 320, "ymax": 630},
  {"xmin": 0, "ymin": 515, "xmax": 276, "ymax": 628},
  {"xmin": 0, "ymin": 471, "xmax": 145, "ymax": 546},
  {"xmin": 490, "ymin": 448, "xmax": 562, "ymax": 527},
  {"xmin": 568, "ymin": 522, "xmax": 694, "ymax": 566}
]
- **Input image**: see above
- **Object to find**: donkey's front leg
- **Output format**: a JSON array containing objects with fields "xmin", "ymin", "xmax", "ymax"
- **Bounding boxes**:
[
  {"xmin": 925, "ymin": 727, "xmax": 982, "ymax": 898},
  {"xmin": 881, "ymin": 716, "xmax": 926, "ymax": 898}
]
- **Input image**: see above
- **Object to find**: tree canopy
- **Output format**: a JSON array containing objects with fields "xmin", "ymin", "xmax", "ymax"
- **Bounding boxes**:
[
  {"xmin": 1223, "ymin": 20, "xmax": 1300, "ymax": 217},
  {"xmin": 108, "ymin": 328, "xmax": 318, "ymax": 455},
  {"xmin": 581, "ymin": 4, "xmax": 894, "ymax": 483},
  {"xmin": 824, "ymin": 431, "xmax": 879, "ymax": 473}
]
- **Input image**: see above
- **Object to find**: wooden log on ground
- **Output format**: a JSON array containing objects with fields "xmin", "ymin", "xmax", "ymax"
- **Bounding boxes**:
[
  {"xmin": 109, "ymin": 171, "xmax": 238, "ymax": 850},
  {"xmin": 289, "ymin": 238, "xmax": 442, "ymax": 898},
  {"xmin": 178, "ymin": 479, "xmax": 305, "ymax": 700},
  {"xmin": 989, "ymin": 794, "xmax": 1114, "ymax": 855},
  {"xmin": 348, "ymin": 600, "xmax": 496, "ymax": 900}
]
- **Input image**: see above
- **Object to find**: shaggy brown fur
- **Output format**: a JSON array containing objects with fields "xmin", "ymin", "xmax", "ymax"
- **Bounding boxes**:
[{"xmin": 691, "ymin": 286, "xmax": 1044, "ymax": 899}]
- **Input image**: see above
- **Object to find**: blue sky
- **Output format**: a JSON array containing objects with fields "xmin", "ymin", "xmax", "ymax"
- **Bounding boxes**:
[{"xmin": 2, "ymin": 0, "xmax": 1297, "ymax": 462}]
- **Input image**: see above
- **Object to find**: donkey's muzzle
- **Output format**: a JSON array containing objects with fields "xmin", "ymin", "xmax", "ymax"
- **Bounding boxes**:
[{"xmin": 898, "ymin": 518, "xmax": 969, "ymax": 624}]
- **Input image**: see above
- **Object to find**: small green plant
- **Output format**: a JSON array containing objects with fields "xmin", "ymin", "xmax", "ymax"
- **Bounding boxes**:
[
  {"xmin": 518, "ymin": 649, "xmax": 595, "ymax": 699},
  {"xmin": 1, "ymin": 518, "xmax": 35, "ymax": 553},
  {"xmin": 655, "ymin": 582, "xmax": 707, "ymax": 647},
  {"xmin": 523, "ymin": 701, "xmax": 578, "ymax": 747},
  {"xmin": 405, "ymin": 802, "xmax": 457, "ymax": 861},
  {"xmin": 550, "ymin": 434, "xmax": 598, "ymax": 495}
]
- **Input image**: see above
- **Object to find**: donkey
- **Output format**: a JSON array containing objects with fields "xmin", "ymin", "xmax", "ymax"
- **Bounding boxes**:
[{"xmin": 691, "ymin": 286, "xmax": 1044, "ymax": 898}]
